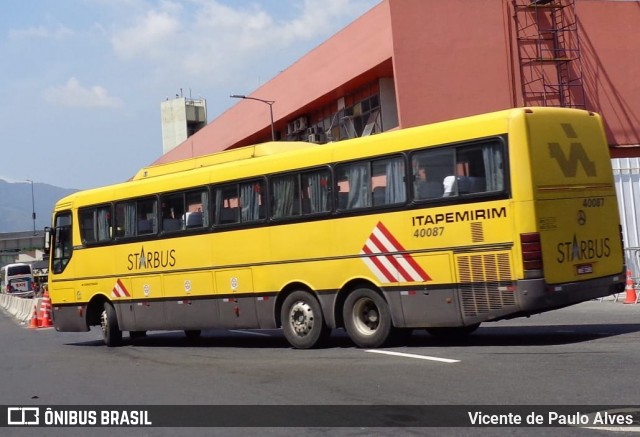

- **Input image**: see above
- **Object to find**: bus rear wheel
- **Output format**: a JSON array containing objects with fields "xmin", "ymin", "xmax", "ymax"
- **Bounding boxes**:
[
  {"xmin": 100, "ymin": 302, "xmax": 122, "ymax": 347},
  {"xmin": 343, "ymin": 288, "xmax": 393, "ymax": 348},
  {"xmin": 281, "ymin": 290, "xmax": 329, "ymax": 349}
]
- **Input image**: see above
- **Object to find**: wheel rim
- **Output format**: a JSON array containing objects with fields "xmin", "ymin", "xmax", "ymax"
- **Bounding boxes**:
[
  {"xmin": 351, "ymin": 297, "xmax": 380, "ymax": 337},
  {"xmin": 100, "ymin": 309, "xmax": 108, "ymax": 336},
  {"xmin": 288, "ymin": 301, "xmax": 314, "ymax": 337}
]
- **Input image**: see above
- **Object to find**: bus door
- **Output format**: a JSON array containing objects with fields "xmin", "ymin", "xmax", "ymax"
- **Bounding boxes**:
[{"xmin": 49, "ymin": 211, "xmax": 87, "ymax": 330}]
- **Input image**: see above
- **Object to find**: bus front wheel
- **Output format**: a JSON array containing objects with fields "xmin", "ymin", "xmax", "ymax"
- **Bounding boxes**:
[
  {"xmin": 343, "ymin": 288, "xmax": 393, "ymax": 348},
  {"xmin": 100, "ymin": 302, "xmax": 122, "ymax": 347},
  {"xmin": 281, "ymin": 290, "xmax": 329, "ymax": 349}
]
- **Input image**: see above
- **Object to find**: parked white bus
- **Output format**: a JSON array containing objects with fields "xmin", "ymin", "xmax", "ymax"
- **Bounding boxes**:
[{"xmin": 0, "ymin": 263, "xmax": 34, "ymax": 295}]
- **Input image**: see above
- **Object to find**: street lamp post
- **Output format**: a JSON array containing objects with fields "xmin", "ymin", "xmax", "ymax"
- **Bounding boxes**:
[
  {"xmin": 25, "ymin": 179, "xmax": 36, "ymax": 235},
  {"xmin": 230, "ymin": 94, "xmax": 276, "ymax": 141}
]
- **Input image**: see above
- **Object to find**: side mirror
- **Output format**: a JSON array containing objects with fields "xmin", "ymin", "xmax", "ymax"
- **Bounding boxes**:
[{"xmin": 44, "ymin": 227, "xmax": 52, "ymax": 250}]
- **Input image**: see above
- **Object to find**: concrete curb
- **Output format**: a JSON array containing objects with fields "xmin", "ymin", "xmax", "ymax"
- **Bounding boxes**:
[{"xmin": 0, "ymin": 293, "xmax": 43, "ymax": 325}]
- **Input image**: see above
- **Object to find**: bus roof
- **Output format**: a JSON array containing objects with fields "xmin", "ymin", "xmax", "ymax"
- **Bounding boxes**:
[
  {"xmin": 53, "ymin": 107, "xmax": 596, "ymax": 211},
  {"xmin": 132, "ymin": 141, "xmax": 315, "ymax": 180}
]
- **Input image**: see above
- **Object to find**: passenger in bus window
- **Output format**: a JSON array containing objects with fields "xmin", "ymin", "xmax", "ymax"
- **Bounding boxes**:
[
  {"xmin": 443, "ymin": 161, "xmax": 469, "ymax": 197},
  {"xmin": 414, "ymin": 167, "xmax": 443, "ymax": 199}
]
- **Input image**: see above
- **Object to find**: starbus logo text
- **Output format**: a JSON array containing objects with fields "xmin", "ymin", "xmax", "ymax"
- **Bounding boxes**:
[
  {"xmin": 127, "ymin": 246, "xmax": 176, "ymax": 271},
  {"xmin": 556, "ymin": 235, "xmax": 611, "ymax": 263}
]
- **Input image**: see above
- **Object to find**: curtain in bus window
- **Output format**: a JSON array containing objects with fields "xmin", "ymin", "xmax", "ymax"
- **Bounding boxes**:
[
  {"xmin": 307, "ymin": 172, "xmax": 329, "ymax": 213},
  {"xmin": 214, "ymin": 189, "xmax": 224, "ymax": 224},
  {"xmin": 272, "ymin": 176, "xmax": 296, "ymax": 218},
  {"xmin": 200, "ymin": 191, "xmax": 210, "ymax": 227},
  {"xmin": 124, "ymin": 203, "xmax": 136, "ymax": 237},
  {"xmin": 385, "ymin": 158, "xmax": 406, "ymax": 204},
  {"xmin": 346, "ymin": 163, "xmax": 371, "ymax": 209},
  {"xmin": 240, "ymin": 182, "xmax": 260, "ymax": 222},
  {"xmin": 482, "ymin": 142, "xmax": 504, "ymax": 191},
  {"xmin": 97, "ymin": 207, "xmax": 110, "ymax": 241}
]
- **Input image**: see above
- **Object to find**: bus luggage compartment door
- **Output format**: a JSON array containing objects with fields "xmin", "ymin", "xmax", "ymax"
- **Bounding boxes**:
[
  {"xmin": 214, "ymin": 269, "xmax": 258, "ymax": 329},
  {"xmin": 397, "ymin": 254, "xmax": 462, "ymax": 328}
]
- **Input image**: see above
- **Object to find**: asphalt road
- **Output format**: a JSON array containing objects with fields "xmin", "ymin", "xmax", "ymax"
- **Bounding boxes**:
[{"xmin": 1, "ymin": 298, "xmax": 639, "ymax": 437}]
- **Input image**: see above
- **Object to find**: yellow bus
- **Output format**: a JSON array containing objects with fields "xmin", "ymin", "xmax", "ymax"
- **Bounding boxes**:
[{"xmin": 47, "ymin": 107, "xmax": 625, "ymax": 348}]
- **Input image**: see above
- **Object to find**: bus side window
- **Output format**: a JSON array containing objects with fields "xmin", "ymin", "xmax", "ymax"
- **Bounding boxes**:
[
  {"xmin": 184, "ymin": 189, "xmax": 209, "ymax": 229},
  {"xmin": 79, "ymin": 209, "xmax": 97, "ymax": 244},
  {"xmin": 301, "ymin": 169, "xmax": 331, "ymax": 214},
  {"xmin": 335, "ymin": 162, "xmax": 371, "ymax": 210},
  {"xmin": 371, "ymin": 156, "xmax": 406, "ymax": 206},
  {"xmin": 114, "ymin": 202, "xmax": 132, "ymax": 238},
  {"xmin": 95, "ymin": 206, "xmax": 112, "ymax": 241},
  {"xmin": 216, "ymin": 185, "xmax": 240, "ymax": 225},
  {"xmin": 161, "ymin": 192, "xmax": 184, "ymax": 232},
  {"xmin": 80, "ymin": 205, "xmax": 112, "ymax": 244},
  {"xmin": 449, "ymin": 140, "xmax": 504, "ymax": 195},
  {"xmin": 240, "ymin": 180, "xmax": 266, "ymax": 223},
  {"xmin": 412, "ymin": 149, "xmax": 453, "ymax": 200},
  {"xmin": 271, "ymin": 174, "xmax": 300, "ymax": 219},
  {"xmin": 137, "ymin": 198, "xmax": 158, "ymax": 235}
]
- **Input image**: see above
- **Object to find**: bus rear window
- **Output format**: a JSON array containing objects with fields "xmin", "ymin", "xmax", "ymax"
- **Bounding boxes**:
[{"xmin": 7, "ymin": 265, "xmax": 31, "ymax": 276}]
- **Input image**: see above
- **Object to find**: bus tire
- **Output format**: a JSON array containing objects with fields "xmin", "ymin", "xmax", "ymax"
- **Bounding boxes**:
[
  {"xmin": 281, "ymin": 290, "xmax": 329, "ymax": 349},
  {"xmin": 343, "ymin": 288, "xmax": 393, "ymax": 348},
  {"xmin": 100, "ymin": 302, "xmax": 122, "ymax": 347}
]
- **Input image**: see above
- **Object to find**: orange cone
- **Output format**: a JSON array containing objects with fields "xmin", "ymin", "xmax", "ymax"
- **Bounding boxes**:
[
  {"xmin": 39, "ymin": 291, "xmax": 53, "ymax": 327},
  {"xmin": 623, "ymin": 269, "xmax": 637, "ymax": 304},
  {"xmin": 28, "ymin": 301, "xmax": 40, "ymax": 329}
]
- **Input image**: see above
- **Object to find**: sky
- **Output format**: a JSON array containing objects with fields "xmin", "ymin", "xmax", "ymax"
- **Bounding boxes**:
[{"xmin": 0, "ymin": 0, "xmax": 380, "ymax": 190}]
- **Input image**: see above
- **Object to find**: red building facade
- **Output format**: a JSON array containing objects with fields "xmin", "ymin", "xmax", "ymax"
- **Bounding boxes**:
[{"xmin": 154, "ymin": 0, "xmax": 640, "ymax": 165}]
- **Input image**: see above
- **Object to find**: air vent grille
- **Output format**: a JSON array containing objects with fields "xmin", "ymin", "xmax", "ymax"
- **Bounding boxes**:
[{"xmin": 458, "ymin": 252, "xmax": 516, "ymax": 317}]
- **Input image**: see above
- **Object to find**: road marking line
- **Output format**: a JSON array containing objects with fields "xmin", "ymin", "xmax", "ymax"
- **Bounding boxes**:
[
  {"xmin": 229, "ymin": 330, "xmax": 272, "ymax": 337},
  {"xmin": 582, "ymin": 427, "xmax": 640, "ymax": 432},
  {"xmin": 365, "ymin": 349, "xmax": 460, "ymax": 363}
]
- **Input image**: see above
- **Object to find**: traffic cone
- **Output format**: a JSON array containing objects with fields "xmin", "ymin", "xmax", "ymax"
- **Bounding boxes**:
[
  {"xmin": 28, "ymin": 301, "xmax": 40, "ymax": 329},
  {"xmin": 623, "ymin": 269, "xmax": 637, "ymax": 304},
  {"xmin": 39, "ymin": 290, "xmax": 53, "ymax": 327}
]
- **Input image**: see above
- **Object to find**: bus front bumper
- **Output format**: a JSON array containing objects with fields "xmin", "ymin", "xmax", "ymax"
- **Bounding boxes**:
[{"xmin": 52, "ymin": 304, "xmax": 90, "ymax": 332}]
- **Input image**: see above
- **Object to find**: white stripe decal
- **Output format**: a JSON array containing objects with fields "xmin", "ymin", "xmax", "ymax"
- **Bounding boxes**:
[
  {"xmin": 111, "ymin": 279, "xmax": 130, "ymax": 298},
  {"xmin": 360, "ymin": 251, "xmax": 393, "ymax": 283},
  {"xmin": 361, "ymin": 222, "xmax": 430, "ymax": 284}
]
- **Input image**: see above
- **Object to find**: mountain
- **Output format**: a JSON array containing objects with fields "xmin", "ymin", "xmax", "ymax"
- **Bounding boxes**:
[{"xmin": 0, "ymin": 179, "xmax": 78, "ymax": 233}]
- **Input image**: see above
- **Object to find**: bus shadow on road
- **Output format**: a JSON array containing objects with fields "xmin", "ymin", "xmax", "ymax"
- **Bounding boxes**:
[
  {"xmin": 406, "ymin": 323, "xmax": 640, "ymax": 348},
  {"xmin": 64, "ymin": 329, "xmax": 292, "ymax": 349},
  {"xmin": 64, "ymin": 322, "xmax": 640, "ymax": 349}
]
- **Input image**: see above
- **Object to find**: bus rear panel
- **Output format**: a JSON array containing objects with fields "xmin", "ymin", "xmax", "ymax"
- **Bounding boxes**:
[{"xmin": 513, "ymin": 109, "xmax": 624, "ymax": 316}]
